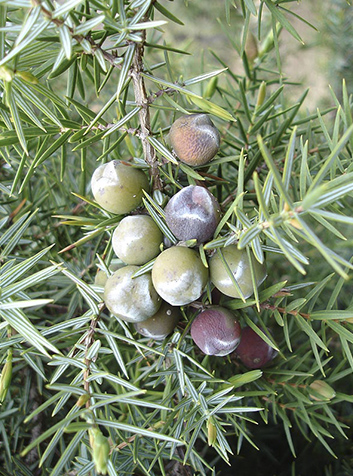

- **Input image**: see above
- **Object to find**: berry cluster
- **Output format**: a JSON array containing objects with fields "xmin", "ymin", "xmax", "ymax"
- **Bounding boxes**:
[{"xmin": 91, "ymin": 114, "xmax": 277, "ymax": 369}]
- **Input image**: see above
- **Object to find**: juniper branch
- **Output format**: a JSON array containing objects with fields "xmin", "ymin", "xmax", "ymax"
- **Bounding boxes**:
[{"xmin": 130, "ymin": 32, "xmax": 162, "ymax": 190}]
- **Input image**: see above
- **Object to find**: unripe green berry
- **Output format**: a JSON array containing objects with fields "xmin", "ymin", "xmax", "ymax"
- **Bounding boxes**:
[
  {"xmin": 152, "ymin": 246, "xmax": 208, "ymax": 306},
  {"xmin": 112, "ymin": 215, "xmax": 163, "ymax": 265},
  {"xmin": 91, "ymin": 160, "xmax": 149, "ymax": 214},
  {"xmin": 210, "ymin": 246, "xmax": 267, "ymax": 299},
  {"xmin": 134, "ymin": 301, "xmax": 181, "ymax": 340},
  {"xmin": 169, "ymin": 114, "xmax": 220, "ymax": 166},
  {"xmin": 94, "ymin": 269, "xmax": 109, "ymax": 288},
  {"xmin": 94, "ymin": 263, "xmax": 124, "ymax": 296},
  {"xmin": 104, "ymin": 266, "xmax": 161, "ymax": 322}
]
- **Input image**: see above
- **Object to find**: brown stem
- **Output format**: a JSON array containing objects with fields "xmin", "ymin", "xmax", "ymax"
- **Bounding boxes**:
[
  {"xmin": 165, "ymin": 447, "xmax": 193, "ymax": 476},
  {"xmin": 83, "ymin": 316, "xmax": 100, "ymax": 407},
  {"xmin": 261, "ymin": 302, "xmax": 310, "ymax": 320},
  {"xmin": 31, "ymin": 1, "xmax": 163, "ymax": 189},
  {"xmin": 130, "ymin": 34, "xmax": 162, "ymax": 190},
  {"xmin": 86, "ymin": 35, "xmax": 122, "ymax": 69},
  {"xmin": 267, "ymin": 379, "xmax": 307, "ymax": 389}
]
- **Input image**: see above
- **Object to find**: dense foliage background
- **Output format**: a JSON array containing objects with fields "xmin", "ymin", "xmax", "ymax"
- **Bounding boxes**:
[{"xmin": 1, "ymin": 1, "xmax": 353, "ymax": 475}]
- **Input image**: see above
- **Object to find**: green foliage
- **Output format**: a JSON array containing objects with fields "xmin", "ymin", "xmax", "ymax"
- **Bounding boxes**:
[
  {"xmin": 1, "ymin": 1, "xmax": 353, "ymax": 475},
  {"xmin": 323, "ymin": 0, "xmax": 353, "ymax": 100}
]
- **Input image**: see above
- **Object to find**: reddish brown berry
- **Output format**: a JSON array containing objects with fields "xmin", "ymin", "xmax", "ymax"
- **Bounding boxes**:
[
  {"xmin": 191, "ymin": 307, "xmax": 241, "ymax": 356},
  {"xmin": 234, "ymin": 326, "xmax": 277, "ymax": 369},
  {"xmin": 169, "ymin": 114, "xmax": 220, "ymax": 166}
]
